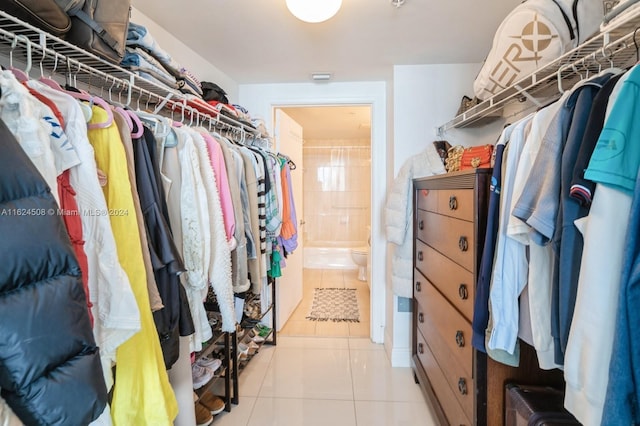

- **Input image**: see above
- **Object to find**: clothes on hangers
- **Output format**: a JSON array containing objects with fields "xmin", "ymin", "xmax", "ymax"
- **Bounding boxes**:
[
  {"xmin": 25, "ymin": 79, "xmax": 142, "ymax": 398},
  {"xmin": 0, "ymin": 53, "xmax": 296, "ymax": 425},
  {"xmin": 0, "ymin": 116, "xmax": 107, "ymax": 426},
  {"xmin": 87, "ymin": 105, "xmax": 179, "ymax": 426},
  {"xmin": 475, "ymin": 63, "xmax": 640, "ymax": 425},
  {"xmin": 114, "ymin": 111, "xmax": 165, "ymax": 313}
]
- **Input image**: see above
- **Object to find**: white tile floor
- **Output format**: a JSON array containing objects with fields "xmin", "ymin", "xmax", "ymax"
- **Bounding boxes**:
[{"xmin": 211, "ymin": 337, "xmax": 438, "ymax": 425}]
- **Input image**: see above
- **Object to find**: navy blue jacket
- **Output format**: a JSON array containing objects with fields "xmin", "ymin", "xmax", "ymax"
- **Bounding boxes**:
[{"xmin": 0, "ymin": 118, "xmax": 107, "ymax": 425}]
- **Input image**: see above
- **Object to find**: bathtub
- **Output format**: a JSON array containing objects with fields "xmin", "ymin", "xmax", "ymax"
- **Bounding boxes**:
[{"xmin": 303, "ymin": 247, "xmax": 358, "ymax": 270}]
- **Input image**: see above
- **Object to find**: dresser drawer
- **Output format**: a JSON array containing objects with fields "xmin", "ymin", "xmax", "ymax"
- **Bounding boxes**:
[
  {"xmin": 416, "ymin": 210, "xmax": 475, "ymax": 272},
  {"xmin": 416, "ymin": 188, "xmax": 437, "ymax": 213},
  {"xmin": 415, "ymin": 244, "xmax": 475, "ymax": 322},
  {"xmin": 416, "ymin": 298, "xmax": 475, "ymax": 421},
  {"xmin": 437, "ymin": 189, "xmax": 474, "ymax": 221},
  {"xmin": 416, "ymin": 280, "xmax": 473, "ymax": 378},
  {"xmin": 416, "ymin": 330, "xmax": 472, "ymax": 426}
]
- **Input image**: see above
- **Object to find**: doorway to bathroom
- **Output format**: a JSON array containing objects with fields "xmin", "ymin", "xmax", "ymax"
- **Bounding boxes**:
[{"xmin": 275, "ymin": 105, "xmax": 372, "ymax": 338}]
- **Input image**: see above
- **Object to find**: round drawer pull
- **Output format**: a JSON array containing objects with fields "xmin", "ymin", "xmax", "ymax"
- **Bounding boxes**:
[
  {"xmin": 449, "ymin": 195, "xmax": 458, "ymax": 210},
  {"xmin": 418, "ymin": 343, "xmax": 424, "ymax": 354},
  {"xmin": 416, "ymin": 281, "xmax": 422, "ymax": 292},
  {"xmin": 458, "ymin": 236, "xmax": 469, "ymax": 252},
  {"xmin": 418, "ymin": 313, "xmax": 424, "ymax": 323},
  {"xmin": 459, "ymin": 284, "xmax": 468, "ymax": 300},
  {"xmin": 418, "ymin": 220, "xmax": 424, "ymax": 230},
  {"xmin": 455, "ymin": 330, "xmax": 465, "ymax": 347},
  {"xmin": 458, "ymin": 378, "xmax": 468, "ymax": 395},
  {"xmin": 418, "ymin": 251, "xmax": 424, "ymax": 262}
]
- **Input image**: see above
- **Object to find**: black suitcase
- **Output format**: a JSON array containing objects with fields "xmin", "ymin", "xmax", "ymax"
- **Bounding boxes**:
[{"xmin": 505, "ymin": 384, "xmax": 582, "ymax": 426}]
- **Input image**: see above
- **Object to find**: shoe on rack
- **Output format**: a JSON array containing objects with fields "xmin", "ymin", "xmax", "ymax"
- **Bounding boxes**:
[
  {"xmin": 252, "ymin": 335, "xmax": 265, "ymax": 343},
  {"xmin": 238, "ymin": 342, "xmax": 249, "ymax": 359},
  {"xmin": 255, "ymin": 324, "xmax": 272, "ymax": 338},
  {"xmin": 195, "ymin": 401, "xmax": 213, "ymax": 426},
  {"xmin": 192, "ymin": 363, "xmax": 215, "ymax": 390},
  {"xmin": 200, "ymin": 391, "xmax": 226, "ymax": 415},
  {"xmin": 247, "ymin": 341, "xmax": 260, "ymax": 355},
  {"xmin": 197, "ymin": 355, "xmax": 222, "ymax": 373}
]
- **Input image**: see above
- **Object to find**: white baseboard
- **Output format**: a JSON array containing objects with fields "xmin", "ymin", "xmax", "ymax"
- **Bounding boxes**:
[{"xmin": 389, "ymin": 346, "xmax": 412, "ymax": 367}]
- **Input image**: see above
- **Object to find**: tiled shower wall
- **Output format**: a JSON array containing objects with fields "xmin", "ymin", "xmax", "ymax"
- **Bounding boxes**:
[{"xmin": 303, "ymin": 138, "xmax": 371, "ymax": 248}]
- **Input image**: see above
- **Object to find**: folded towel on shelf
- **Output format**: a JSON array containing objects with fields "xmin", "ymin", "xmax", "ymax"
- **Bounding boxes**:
[
  {"xmin": 179, "ymin": 68, "xmax": 203, "ymax": 95},
  {"xmin": 122, "ymin": 47, "xmax": 178, "ymax": 89},
  {"xmin": 127, "ymin": 22, "xmax": 183, "ymax": 76},
  {"xmin": 127, "ymin": 22, "xmax": 203, "ymax": 97},
  {"xmin": 177, "ymin": 78, "xmax": 202, "ymax": 97}
]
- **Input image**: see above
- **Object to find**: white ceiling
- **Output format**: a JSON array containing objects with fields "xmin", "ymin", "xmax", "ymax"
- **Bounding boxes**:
[{"xmin": 131, "ymin": 0, "xmax": 521, "ymax": 85}]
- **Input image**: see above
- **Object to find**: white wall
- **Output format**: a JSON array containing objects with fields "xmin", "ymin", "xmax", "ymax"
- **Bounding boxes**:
[
  {"xmin": 387, "ymin": 63, "xmax": 506, "ymax": 366},
  {"xmin": 130, "ymin": 7, "xmax": 239, "ymax": 101},
  {"xmin": 393, "ymin": 63, "xmax": 506, "ymax": 172},
  {"xmin": 239, "ymin": 81, "xmax": 388, "ymax": 344}
]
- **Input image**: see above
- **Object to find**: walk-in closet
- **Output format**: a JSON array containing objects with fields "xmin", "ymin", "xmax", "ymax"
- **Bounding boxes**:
[{"xmin": 0, "ymin": 1, "xmax": 639, "ymax": 425}]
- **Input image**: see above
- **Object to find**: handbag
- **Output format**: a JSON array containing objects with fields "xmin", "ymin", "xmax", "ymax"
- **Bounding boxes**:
[
  {"xmin": 0, "ymin": 0, "xmax": 71, "ymax": 37},
  {"xmin": 445, "ymin": 145, "xmax": 465, "ymax": 173},
  {"xmin": 460, "ymin": 144, "xmax": 494, "ymax": 170},
  {"xmin": 64, "ymin": 0, "xmax": 131, "ymax": 63}
]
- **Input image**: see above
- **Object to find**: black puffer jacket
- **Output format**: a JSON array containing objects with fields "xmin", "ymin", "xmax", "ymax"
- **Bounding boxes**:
[{"xmin": 0, "ymin": 118, "xmax": 107, "ymax": 425}]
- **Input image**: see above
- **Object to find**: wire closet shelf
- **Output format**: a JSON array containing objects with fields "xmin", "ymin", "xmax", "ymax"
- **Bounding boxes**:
[
  {"xmin": 0, "ymin": 10, "xmax": 264, "ymax": 140},
  {"xmin": 437, "ymin": 6, "xmax": 640, "ymax": 135}
]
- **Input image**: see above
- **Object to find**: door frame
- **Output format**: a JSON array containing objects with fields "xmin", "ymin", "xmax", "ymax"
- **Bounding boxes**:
[
  {"xmin": 271, "ymin": 98, "xmax": 386, "ymax": 344},
  {"xmin": 272, "ymin": 109, "xmax": 305, "ymax": 331}
]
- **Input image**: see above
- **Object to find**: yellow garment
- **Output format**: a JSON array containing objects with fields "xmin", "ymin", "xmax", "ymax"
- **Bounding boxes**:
[{"xmin": 87, "ymin": 106, "xmax": 178, "ymax": 425}]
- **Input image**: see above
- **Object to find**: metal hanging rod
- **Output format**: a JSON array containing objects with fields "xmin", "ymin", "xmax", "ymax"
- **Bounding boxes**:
[{"xmin": 0, "ymin": 10, "xmax": 265, "ymax": 141}]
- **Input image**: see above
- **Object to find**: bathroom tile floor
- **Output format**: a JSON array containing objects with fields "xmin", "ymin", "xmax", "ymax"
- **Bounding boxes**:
[
  {"xmin": 279, "ymin": 268, "xmax": 370, "ymax": 338},
  {"xmin": 211, "ymin": 337, "xmax": 438, "ymax": 425}
]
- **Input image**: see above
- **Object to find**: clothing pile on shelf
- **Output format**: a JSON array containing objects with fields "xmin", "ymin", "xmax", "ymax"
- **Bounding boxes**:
[
  {"xmin": 470, "ymin": 64, "xmax": 640, "ymax": 426},
  {"xmin": 123, "ymin": 22, "xmax": 204, "ymax": 97},
  {"xmin": 0, "ymin": 68, "xmax": 298, "ymax": 426}
]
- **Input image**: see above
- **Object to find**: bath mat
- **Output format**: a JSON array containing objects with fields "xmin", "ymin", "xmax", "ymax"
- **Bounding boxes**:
[{"xmin": 306, "ymin": 288, "xmax": 360, "ymax": 323}]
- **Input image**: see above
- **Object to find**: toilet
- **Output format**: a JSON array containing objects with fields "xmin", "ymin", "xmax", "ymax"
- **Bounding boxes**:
[{"xmin": 351, "ymin": 247, "xmax": 369, "ymax": 281}]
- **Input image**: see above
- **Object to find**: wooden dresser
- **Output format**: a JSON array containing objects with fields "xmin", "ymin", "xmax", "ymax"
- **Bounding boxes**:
[{"xmin": 411, "ymin": 169, "xmax": 562, "ymax": 426}]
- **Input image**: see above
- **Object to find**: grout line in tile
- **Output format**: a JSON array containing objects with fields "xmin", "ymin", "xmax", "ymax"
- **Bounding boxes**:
[{"xmin": 348, "ymin": 336, "xmax": 359, "ymax": 426}]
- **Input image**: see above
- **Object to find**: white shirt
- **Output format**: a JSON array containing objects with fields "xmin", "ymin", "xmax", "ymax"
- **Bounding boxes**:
[
  {"xmin": 487, "ymin": 114, "xmax": 534, "ymax": 355},
  {"xmin": 0, "ymin": 72, "xmax": 60, "ymax": 206},
  {"xmin": 563, "ymin": 185, "xmax": 631, "ymax": 425},
  {"xmin": 26, "ymin": 80, "xmax": 141, "ymax": 393},
  {"xmin": 190, "ymin": 129, "xmax": 234, "ymax": 335},
  {"xmin": 174, "ymin": 126, "xmax": 212, "ymax": 353},
  {"xmin": 507, "ymin": 95, "xmax": 567, "ymax": 370}
]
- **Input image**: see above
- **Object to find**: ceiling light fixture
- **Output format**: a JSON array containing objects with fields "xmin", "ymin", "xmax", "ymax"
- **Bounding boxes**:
[
  {"xmin": 390, "ymin": 0, "xmax": 406, "ymax": 8},
  {"xmin": 311, "ymin": 72, "xmax": 332, "ymax": 81},
  {"xmin": 286, "ymin": 0, "xmax": 342, "ymax": 23}
]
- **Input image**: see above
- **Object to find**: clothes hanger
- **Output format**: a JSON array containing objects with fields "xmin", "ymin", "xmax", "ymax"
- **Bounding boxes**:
[
  {"xmin": 107, "ymin": 77, "xmax": 133, "ymax": 132},
  {"xmin": 60, "ymin": 60, "xmax": 113, "ymax": 130},
  {"xmin": 38, "ymin": 51, "xmax": 66, "ymax": 91},
  {"xmin": 557, "ymin": 63, "xmax": 571, "ymax": 94},
  {"xmin": 127, "ymin": 110, "xmax": 145, "ymax": 138},
  {"xmin": 9, "ymin": 36, "xmax": 31, "ymax": 82},
  {"xmin": 32, "ymin": 47, "xmax": 96, "ymax": 119},
  {"xmin": 111, "ymin": 78, "xmax": 145, "ymax": 138},
  {"xmin": 593, "ymin": 48, "xmax": 625, "ymax": 78},
  {"xmin": 131, "ymin": 88, "xmax": 167, "ymax": 138},
  {"xmin": 36, "ymin": 52, "xmax": 94, "ymax": 121}
]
